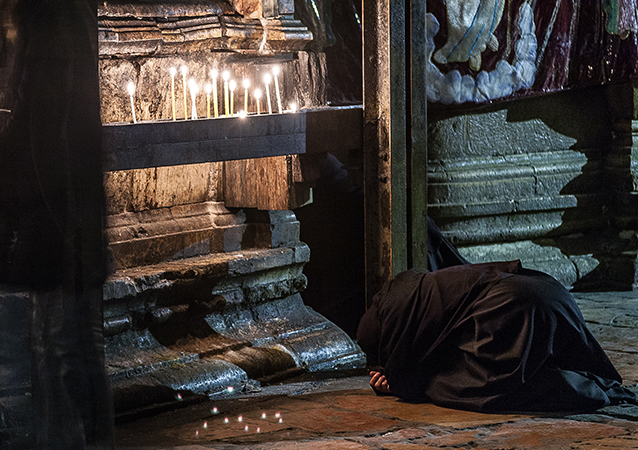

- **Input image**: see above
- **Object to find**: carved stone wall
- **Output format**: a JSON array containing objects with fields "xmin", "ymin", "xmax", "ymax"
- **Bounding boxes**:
[
  {"xmin": 95, "ymin": 0, "xmax": 365, "ymax": 416},
  {"xmin": 428, "ymin": 83, "xmax": 638, "ymax": 290}
]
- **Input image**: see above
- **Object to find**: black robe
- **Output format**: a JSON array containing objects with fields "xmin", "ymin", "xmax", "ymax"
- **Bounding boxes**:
[{"xmin": 357, "ymin": 260, "xmax": 637, "ymax": 413}]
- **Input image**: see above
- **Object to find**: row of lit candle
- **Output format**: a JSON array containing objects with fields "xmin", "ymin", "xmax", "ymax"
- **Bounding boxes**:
[{"xmin": 126, "ymin": 65, "xmax": 293, "ymax": 124}]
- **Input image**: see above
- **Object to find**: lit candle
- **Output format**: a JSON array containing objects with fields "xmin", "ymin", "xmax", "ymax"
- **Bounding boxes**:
[
  {"xmin": 189, "ymin": 78, "xmax": 198, "ymax": 120},
  {"xmin": 263, "ymin": 73, "xmax": 272, "ymax": 114},
  {"xmin": 254, "ymin": 89, "xmax": 262, "ymax": 115},
  {"xmin": 170, "ymin": 67, "xmax": 176, "ymax": 121},
  {"xmin": 242, "ymin": 79, "xmax": 250, "ymax": 113},
  {"xmin": 229, "ymin": 80, "xmax": 236, "ymax": 116},
  {"xmin": 205, "ymin": 83, "xmax": 211, "ymax": 118},
  {"xmin": 211, "ymin": 69, "xmax": 219, "ymax": 118},
  {"xmin": 290, "ymin": 102, "xmax": 297, "ymax": 113},
  {"xmin": 127, "ymin": 81, "xmax": 137, "ymax": 123},
  {"xmin": 238, "ymin": 110, "xmax": 247, "ymax": 119},
  {"xmin": 272, "ymin": 66, "xmax": 282, "ymax": 114},
  {"xmin": 223, "ymin": 70, "xmax": 230, "ymax": 117},
  {"xmin": 181, "ymin": 65, "xmax": 188, "ymax": 119}
]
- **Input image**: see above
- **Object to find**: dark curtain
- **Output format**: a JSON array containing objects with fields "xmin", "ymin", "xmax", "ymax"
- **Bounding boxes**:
[{"xmin": 0, "ymin": 0, "xmax": 113, "ymax": 448}]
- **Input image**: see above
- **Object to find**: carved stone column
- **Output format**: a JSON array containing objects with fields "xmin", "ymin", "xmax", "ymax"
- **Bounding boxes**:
[{"xmin": 605, "ymin": 80, "xmax": 638, "ymax": 289}]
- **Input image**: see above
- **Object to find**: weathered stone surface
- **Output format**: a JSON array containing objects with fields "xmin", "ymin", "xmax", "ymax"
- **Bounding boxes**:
[
  {"xmin": 205, "ymin": 294, "xmax": 365, "ymax": 371},
  {"xmin": 427, "ymin": 86, "xmax": 627, "ymax": 288},
  {"xmin": 100, "ymin": 52, "xmax": 325, "ymax": 124},
  {"xmin": 104, "ymin": 164, "xmax": 216, "ymax": 215},
  {"xmin": 103, "ymin": 247, "xmax": 308, "ymax": 302},
  {"xmin": 99, "ymin": 11, "xmax": 311, "ymax": 57},
  {"xmin": 104, "ymin": 201, "xmax": 290, "ymax": 269},
  {"xmin": 114, "ymin": 381, "xmax": 638, "ymax": 450}
]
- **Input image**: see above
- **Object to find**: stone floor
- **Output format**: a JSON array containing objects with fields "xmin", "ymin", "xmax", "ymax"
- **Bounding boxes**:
[{"xmin": 116, "ymin": 291, "xmax": 638, "ymax": 450}]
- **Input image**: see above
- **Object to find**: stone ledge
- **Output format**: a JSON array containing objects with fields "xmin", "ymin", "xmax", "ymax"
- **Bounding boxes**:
[
  {"xmin": 104, "ymin": 246, "xmax": 309, "ymax": 302},
  {"xmin": 106, "ymin": 294, "xmax": 365, "ymax": 415}
]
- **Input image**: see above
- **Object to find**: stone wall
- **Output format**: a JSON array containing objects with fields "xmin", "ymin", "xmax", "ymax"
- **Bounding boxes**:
[{"xmin": 428, "ymin": 83, "xmax": 638, "ymax": 290}]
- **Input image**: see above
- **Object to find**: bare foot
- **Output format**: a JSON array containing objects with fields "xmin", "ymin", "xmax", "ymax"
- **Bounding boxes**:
[{"xmin": 369, "ymin": 371, "xmax": 391, "ymax": 395}]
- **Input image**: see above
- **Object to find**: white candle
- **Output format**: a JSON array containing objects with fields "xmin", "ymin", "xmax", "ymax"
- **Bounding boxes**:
[
  {"xmin": 242, "ymin": 79, "xmax": 250, "ymax": 113},
  {"xmin": 229, "ymin": 80, "xmax": 236, "ymax": 116},
  {"xmin": 181, "ymin": 66, "xmax": 188, "ymax": 119},
  {"xmin": 238, "ymin": 110, "xmax": 247, "ymax": 119},
  {"xmin": 254, "ymin": 89, "xmax": 262, "ymax": 115},
  {"xmin": 290, "ymin": 102, "xmax": 297, "ymax": 113},
  {"xmin": 205, "ymin": 83, "xmax": 211, "ymax": 119},
  {"xmin": 263, "ymin": 73, "xmax": 272, "ymax": 114},
  {"xmin": 272, "ymin": 66, "xmax": 282, "ymax": 114},
  {"xmin": 170, "ymin": 67, "xmax": 176, "ymax": 121},
  {"xmin": 189, "ymin": 78, "xmax": 198, "ymax": 120},
  {"xmin": 222, "ymin": 70, "xmax": 230, "ymax": 117},
  {"xmin": 127, "ymin": 81, "xmax": 137, "ymax": 123},
  {"xmin": 211, "ymin": 69, "xmax": 219, "ymax": 118}
]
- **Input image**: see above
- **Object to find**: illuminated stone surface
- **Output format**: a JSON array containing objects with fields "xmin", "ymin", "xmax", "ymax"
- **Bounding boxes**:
[{"xmin": 106, "ymin": 291, "xmax": 638, "ymax": 449}]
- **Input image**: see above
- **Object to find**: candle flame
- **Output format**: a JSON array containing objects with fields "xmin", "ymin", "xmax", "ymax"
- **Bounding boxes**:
[
  {"xmin": 222, "ymin": 70, "xmax": 230, "ymax": 81},
  {"xmin": 272, "ymin": 65, "xmax": 280, "ymax": 76},
  {"xmin": 263, "ymin": 73, "xmax": 272, "ymax": 84},
  {"xmin": 290, "ymin": 102, "xmax": 298, "ymax": 113},
  {"xmin": 243, "ymin": 78, "xmax": 250, "ymax": 89},
  {"xmin": 170, "ymin": 67, "xmax": 177, "ymax": 76},
  {"xmin": 212, "ymin": 407, "xmax": 219, "ymax": 414},
  {"xmin": 211, "ymin": 68, "xmax": 219, "ymax": 79},
  {"xmin": 229, "ymin": 80, "xmax": 237, "ymax": 91},
  {"xmin": 203, "ymin": 421, "xmax": 208, "ymax": 429},
  {"xmin": 189, "ymin": 78, "xmax": 198, "ymax": 93},
  {"xmin": 127, "ymin": 81, "xmax": 135, "ymax": 96},
  {"xmin": 237, "ymin": 415, "xmax": 243, "ymax": 422},
  {"xmin": 181, "ymin": 65, "xmax": 188, "ymax": 75},
  {"xmin": 239, "ymin": 110, "xmax": 247, "ymax": 118},
  {"xmin": 205, "ymin": 83, "xmax": 212, "ymax": 94},
  {"xmin": 254, "ymin": 89, "xmax": 262, "ymax": 99}
]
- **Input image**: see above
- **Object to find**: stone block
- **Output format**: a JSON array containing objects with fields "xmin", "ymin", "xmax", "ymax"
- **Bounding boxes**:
[
  {"xmin": 112, "ymin": 358, "xmax": 248, "ymax": 412},
  {"xmin": 224, "ymin": 225, "xmax": 246, "ymax": 252},
  {"xmin": 427, "ymin": 85, "xmax": 623, "ymax": 288},
  {"xmin": 293, "ymin": 244, "xmax": 311, "ymax": 264},
  {"xmin": 227, "ymin": 248, "xmax": 295, "ymax": 275},
  {"xmin": 271, "ymin": 220, "xmax": 301, "ymax": 247},
  {"xmin": 458, "ymin": 240, "xmax": 580, "ymax": 287}
]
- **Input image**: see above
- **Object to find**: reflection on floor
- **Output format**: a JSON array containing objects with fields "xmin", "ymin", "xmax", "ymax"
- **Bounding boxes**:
[{"xmin": 115, "ymin": 291, "xmax": 638, "ymax": 450}]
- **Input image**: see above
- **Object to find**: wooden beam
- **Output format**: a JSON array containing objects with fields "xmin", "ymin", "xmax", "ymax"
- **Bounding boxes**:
[
  {"xmin": 363, "ymin": 0, "xmax": 427, "ymax": 304},
  {"xmin": 102, "ymin": 106, "xmax": 362, "ymax": 171}
]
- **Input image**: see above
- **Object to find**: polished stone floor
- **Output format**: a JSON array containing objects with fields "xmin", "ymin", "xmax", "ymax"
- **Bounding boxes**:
[{"xmin": 116, "ymin": 291, "xmax": 638, "ymax": 450}]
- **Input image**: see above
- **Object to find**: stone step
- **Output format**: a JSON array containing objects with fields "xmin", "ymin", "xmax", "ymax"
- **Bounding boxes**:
[{"xmin": 102, "ymin": 248, "xmax": 366, "ymax": 416}]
